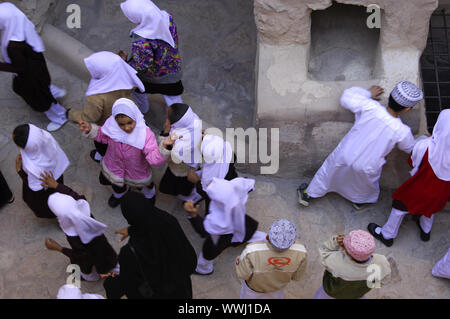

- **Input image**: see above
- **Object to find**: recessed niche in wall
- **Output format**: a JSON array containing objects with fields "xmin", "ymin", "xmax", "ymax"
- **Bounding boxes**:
[{"xmin": 308, "ymin": 2, "xmax": 381, "ymax": 81}]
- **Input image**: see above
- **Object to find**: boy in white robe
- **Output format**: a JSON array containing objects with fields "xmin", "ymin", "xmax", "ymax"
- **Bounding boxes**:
[{"xmin": 298, "ymin": 81, "xmax": 423, "ymax": 209}]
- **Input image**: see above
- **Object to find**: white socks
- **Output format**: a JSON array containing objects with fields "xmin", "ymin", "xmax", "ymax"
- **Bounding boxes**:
[
  {"xmin": 380, "ymin": 208, "xmax": 408, "ymax": 240},
  {"xmin": 49, "ymin": 84, "xmax": 67, "ymax": 99},
  {"xmin": 142, "ymin": 185, "xmax": 156, "ymax": 199},
  {"xmin": 419, "ymin": 215, "xmax": 434, "ymax": 234},
  {"xmin": 45, "ymin": 102, "xmax": 67, "ymax": 125},
  {"xmin": 112, "ymin": 186, "xmax": 129, "ymax": 199},
  {"xmin": 94, "ymin": 152, "xmax": 103, "ymax": 161},
  {"xmin": 196, "ymin": 252, "xmax": 214, "ymax": 274}
]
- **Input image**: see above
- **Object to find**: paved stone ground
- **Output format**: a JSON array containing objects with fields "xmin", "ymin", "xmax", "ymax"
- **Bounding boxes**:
[
  {"xmin": 0, "ymin": 0, "xmax": 449, "ymax": 299},
  {"xmin": 0, "ymin": 60, "xmax": 449, "ymax": 299}
]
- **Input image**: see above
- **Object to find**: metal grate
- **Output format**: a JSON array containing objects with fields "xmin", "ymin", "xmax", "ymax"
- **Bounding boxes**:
[{"xmin": 420, "ymin": 8, "xmax": 450, "ymax": 133}]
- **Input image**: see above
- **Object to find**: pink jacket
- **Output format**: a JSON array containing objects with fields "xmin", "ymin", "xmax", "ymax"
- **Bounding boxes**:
[{"xmin": 89, "ymin": 124, "xmax": 167, "ymax": 187}]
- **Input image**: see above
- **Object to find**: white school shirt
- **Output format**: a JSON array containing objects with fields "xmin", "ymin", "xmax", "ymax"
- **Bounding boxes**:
[{"xmin": 306, "ymin": 87, "xmax": 415, "ymax": 203}]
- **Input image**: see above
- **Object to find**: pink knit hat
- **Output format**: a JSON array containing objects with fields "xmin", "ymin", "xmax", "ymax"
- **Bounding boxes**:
[{"xmin": 343, "ymin": 230, "xmax": 376, "ymax": 262}]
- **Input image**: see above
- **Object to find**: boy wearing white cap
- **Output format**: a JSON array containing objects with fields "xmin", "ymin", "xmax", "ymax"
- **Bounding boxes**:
[
  {"xmin": 314, "ymin": 230, "xmax": 391, "ymax": 299},
  {"xmin": 235, "ymin": 219, "xmax": 308, "ymax": 299},
  {"xmin": 298, "ymin": 81, "xmax": 423, "ymax": 210}
]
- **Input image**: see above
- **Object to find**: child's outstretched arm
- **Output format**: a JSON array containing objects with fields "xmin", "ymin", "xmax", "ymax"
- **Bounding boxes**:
[
  {"xmin": 143, "ymin": 129, "xmax": 171, "ymax": 167},
  {"xmin": 340, "ymin": 86, "xmax": 376, "ymax": 114},
  {"xmin": 78, "ymin": 121, "xmax": 109, "ymax": 144}
]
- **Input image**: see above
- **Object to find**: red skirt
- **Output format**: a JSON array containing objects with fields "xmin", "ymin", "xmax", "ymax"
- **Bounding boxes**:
[{"xmin": 392, "ymin": 150, "xmax": 450, "ymax": 218}]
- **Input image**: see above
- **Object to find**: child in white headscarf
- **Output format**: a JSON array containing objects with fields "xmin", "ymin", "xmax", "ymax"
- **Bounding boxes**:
[
  {"xmin": 78, "ymin": 98, "xmax": 176, "ymax": 207},
  {"xmin": 41, "ymin": 171, "xmax": 119, "ymax": 282},
  {"xmin": 184, "ymin": 177, "xmax": 266, "ymax": 275},
  {"xmin": 0, "ymin": 2, "xmax": 68, "ymax": 132},
  {"xmin": 118, "ymin": 0, "xmax": 184, "ymax": 127},
  {"xmin": 158, "ymin": 103, "xmax": 203, "ymax": 203},
  {"xmin": 368, "ymin": 109, "xmax": 450, "ymax": 246},
  {"xmin": 186, "ymin": 134, "xmax": 238, "ymax": 214},
  {"xmin": 13, "ymin": 123, "xmax": 69, "ymax": 218},
  {"xmin": 68, "ymin": 51, "xmax": 145, "ymax": 163}
]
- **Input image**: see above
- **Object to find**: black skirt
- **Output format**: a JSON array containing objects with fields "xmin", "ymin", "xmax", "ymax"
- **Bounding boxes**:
[
  {"xmin": 9, "ymin": 42, "xmax": 56, "ymax": 112},
  {"xmin": 62, "ymin": 233, "xmax": 118, "ymax": 275},
  {"xmin": 0, "ymin": 171, "xmax": 13, "ymax": 208},
  {"xmin": 159, "ymin": 167, "xmax": 195, "ymax": 196},
  {"xmin": 19, "ymin": 170, "xmax": 62, "ymax": 219},
  {"xmin": 139, "ymin": 78, "xmax": 184, "ymax": 96},
  {"xmin": 199, "ymin": 215, "xmax": 259, "ymax": 261}
]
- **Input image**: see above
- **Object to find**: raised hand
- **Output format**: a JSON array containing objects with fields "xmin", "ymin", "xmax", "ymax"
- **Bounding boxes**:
[
  {"xmin": 78, "ymin": 120, "xmax": 91, "ymax": 134},
  {"xmin": 39, "ymin": 171, "xmax": 58, "ymax": 189},
  {"xmin": 163, "ymin": 132, "xmax": 182, "ymax": 148},
  {"xmin": 337, "ymin": 234, "xmax": 345, "ymax": 249},
  {"xmin": 117, "ymin": 50, "xmax": 128, "ymax": 61},
  {"xmin": 115, "ymin": 227, "xmax": 129, "ymax": 243},
  {"xmin": 369, "ymin": 86, "xmax": 384, "ymax": 101},
  {"xmin": 183, "ymin": 200, "xmax": 200, "ymax": 217}
]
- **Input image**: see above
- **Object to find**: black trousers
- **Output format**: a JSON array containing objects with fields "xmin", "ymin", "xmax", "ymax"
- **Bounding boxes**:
[
  {"xmin": 99, "ymin": 172, "xmax": 154, "ymax": 194},
  {"xmin": 0, "ymin": 171, "xmax": 12, "ymax": 208}
]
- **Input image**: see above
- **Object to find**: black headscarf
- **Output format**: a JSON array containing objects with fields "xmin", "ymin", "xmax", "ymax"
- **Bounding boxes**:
[
  {"xmin": 168, "ymin": 103, "xmax": 189, "ymax": 125},
  {"xmin": 120, "ymin": 192, "xmax": 197, "ymax": 298}
]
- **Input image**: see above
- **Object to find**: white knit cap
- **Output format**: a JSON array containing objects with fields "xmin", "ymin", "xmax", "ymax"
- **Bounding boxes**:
[
  {"xmin": 391, "ymin": 81, "xmax": 424, "ymax": 108},
  {"xmin": 268, "ymin": 219, "xmax": 297, "ymax": 251}
]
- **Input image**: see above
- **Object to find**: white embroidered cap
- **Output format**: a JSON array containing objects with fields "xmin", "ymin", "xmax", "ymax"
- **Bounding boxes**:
[
  {"xmin": 391, "ymin": 81, "xmax": 424, "ymax": 108},
  {"xmin": 269, "ymin": 219, "xmax": 297, "ymax": 251}
]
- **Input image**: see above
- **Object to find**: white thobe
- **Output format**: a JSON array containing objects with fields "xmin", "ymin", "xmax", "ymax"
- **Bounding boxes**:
[
  {"xmin": 307, "ymin": 87, "xmax": 415, "ymax": 203},
  {"xmin": 432, "ymin": 248, "xmax": 450, "ymax": 279}
]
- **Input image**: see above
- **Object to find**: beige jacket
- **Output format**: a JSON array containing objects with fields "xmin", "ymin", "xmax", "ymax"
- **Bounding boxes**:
[
  {"xmin": 319, "ymin": 235, "xmax": 391, "ymax": 284},
  {"xmin": 68, "ymin": 89, "xmax": 135, "ymax": 125},
  {"xmin": 235, "ymin": 240, "xmax": 307, "ymax": 293}
]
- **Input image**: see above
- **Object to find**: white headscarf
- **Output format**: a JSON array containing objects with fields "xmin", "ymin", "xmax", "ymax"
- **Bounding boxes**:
[
  {"xmin": 410, "ymin": 110, "xmax": 450, "ymax": 181},
  {"xmin": 57, "ymin": 284, "xmax": 104, "ymax": 299},
  {"xmin": 19, "ymin": 124, "xmax": 70, "ymax": 192},
  {"xmin": 101, "ymin": 98, "xmax": 148, "ymax": 150},
  {"xmin": 170, "ymin": 107, "xmax": 202, "ymax": 168},
  {"xmin": 428, "ymin": 109, "xmax": 450, "ymax": 181},
  {"xmin": 48, "ymin": 192, "xmax": 107, "ymax": 244},
  {"xmin": 204, "ymin": 177, "xmax": 255, "ymax": 243},
  {"xmin": 84, "ymin": 51, "xmax": 145, "ymax": 97},
  {"xmin": 200, "ymin": 135, "xmax": 233, "ymax": 189},
  {"xmin": 120, "ymin": 0, "xmax": 176, "ymax": 48},
  {"xmin": 0, "ymin": 2, "xmax": 45, "ymax": 63}
]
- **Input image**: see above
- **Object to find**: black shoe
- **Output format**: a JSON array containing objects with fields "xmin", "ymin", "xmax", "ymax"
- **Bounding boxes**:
[
  {"xmin": 90, "ymin": 150, "xmax": 101, "ymax": 163},
  {"xmin": 368, "ymin": 223, "xmax": 393, "ymax": 247},
  {"xmin": 297, "ymin": 183, "xmax": 311, "ymax": 207},
  {"xmin": 193, "ymin": 270, "xmax": 214, "ymax": 276},
  {"xmin": 108, "ymin": 195, "xmax": 121, "ymax": 208},
  {"xmin": 416, "ymin": 219, "xmax": 431, "ymax": 242}
]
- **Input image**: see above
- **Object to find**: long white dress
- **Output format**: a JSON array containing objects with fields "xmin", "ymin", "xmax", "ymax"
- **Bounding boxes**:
[
  {"xmin": 306, "ymin": 87, "xmax": 415, "ymax": 204},
  {"xmin": 432, "ymin": 248, "xmax": 450, "ymax": 279}
]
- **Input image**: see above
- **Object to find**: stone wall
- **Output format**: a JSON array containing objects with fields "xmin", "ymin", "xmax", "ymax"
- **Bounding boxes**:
[{"xmin": 252, "ymin": 0, "xmax": 438, "ymax": 187}]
